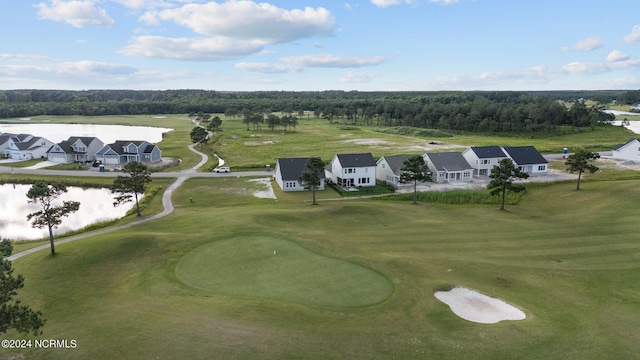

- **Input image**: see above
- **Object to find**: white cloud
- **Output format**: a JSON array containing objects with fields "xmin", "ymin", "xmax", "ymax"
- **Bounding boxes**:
[
  {"xmin": 370, "ymin": 0, "xmax": 414, "ymax": 7},
  {"xmin": 371, "ymin": 0, "xmax": 459, "ymax": 7},
  {"xmin": 607, "ymin": 50, "xmax": 629, "ymax": 62},
  {"xmin": 562, "ymin": 36, "xmax": 603, "ymax": 51},
  {"xmin": 235, "ymin": 62, "xmax": 295, "ymax": 73},
  {"xmin": 623, "ymin": 25, "xmax": 640, "ymax": 44},
  {"xmin": 119, "ymin": 35, "xmax": 265, "ymax": 60},
  {"xmin": 36, "ymin": 0, "xmax": 115, "ymax": 28},
  {"xmin": 340, "ymin": 71, "xmax": 379, "ymax": 83},
  {"xmin": 144, "ymin": 2, "xmax": 335, "ymax": 43},
  {"xmin": 280, "ymin": 54, "xmax": 386, "ymax": 68},
  {"xmin": 235, "ymin": 54, "xmax": 386, "ymax": 74},
  {"xmin": 0, "ymin": 54, "xmax": 50, "ymax": 61},
  {"xmin": 56, "ymin": 60, "xmax": 137, "ymax": 75}
]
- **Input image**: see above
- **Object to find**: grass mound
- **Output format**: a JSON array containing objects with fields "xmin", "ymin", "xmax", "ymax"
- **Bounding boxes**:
[{"xmin": 175, "ymin": 236, "xmax": 393, "ymax": 307}]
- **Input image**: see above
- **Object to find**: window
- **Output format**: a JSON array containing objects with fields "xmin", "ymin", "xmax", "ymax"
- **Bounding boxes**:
[
  {"xmin": 538, "ymin": 165, "xmax": 546, "ymax": 171},
  {"xmin": 481, "ymin": 159, "xmax": 490, "ymax": 165},
  {"xmin": 381, "ymin": 164, "xmax": 385, "ymax": 168}
]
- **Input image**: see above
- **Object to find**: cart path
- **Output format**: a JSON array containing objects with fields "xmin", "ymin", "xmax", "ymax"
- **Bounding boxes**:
[{"xmin": 8, "ymin": 144, "xmax": 208, "ymax": 261}]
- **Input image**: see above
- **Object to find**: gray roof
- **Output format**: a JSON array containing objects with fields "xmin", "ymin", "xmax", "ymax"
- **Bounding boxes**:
[
  {"xmin": 424, "ymin": 152, "xmax": 473, "ymax": 171},
  {"xmin": 502, "ymin": 146, "xmax": 548, "ymax": 165},
  {"xmin": 68, "ymin": 136, "xmax": 101, "ymax": 147},
  {"xmin": 277, "ymin": 157, "xmax": 326, "ymax": 181},
  {"xmin": 336, "ymin": 153, "xmax": 376, "ymax": 167},
  {"xmin": 379, "ymin": 155, "xmax": 412, "ymax": 175},
  {"xmin": 106, "ymin": 140, "xmax": 148, "ymax": 155},
  {"xmin": 14, "ymin": 137, "xmax": 47, "ymax": 151},
  {"xmin": 469, "ymin": 146, "xmax": 507, "ymax": 158}
]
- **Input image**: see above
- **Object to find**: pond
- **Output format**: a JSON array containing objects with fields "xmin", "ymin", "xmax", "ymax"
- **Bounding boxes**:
[
  {"xmin": 0, "ymin": 184, "xmax": 138, "ymax": 241},
  {"xmin": 0, "ymin": 123, "xmax": 173, "ymax": 143}
]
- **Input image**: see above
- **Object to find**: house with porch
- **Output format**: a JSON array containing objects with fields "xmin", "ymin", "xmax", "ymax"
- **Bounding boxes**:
[
  {"xmin": 7, "ymin": 135, "xmax": 55, "ymax": 160},
  {"xmin": 47, "ymin": 136, "xmax": 104, "ymax": 163},
  {"xmin": 274, "ymin": 157, "xmax": 326, "ymax": 192},
  {"xmin": 462, "ymin": 146, "xmax": 508, "ymax": 176},
  {"xmin": 422, "ymin": 152, "xmax": 474, "ymax": 183},
  {"xmin": 94, "ymin": 140, "xmax": 162, "ymax": 165},
  {"xmin": 501, "ymin": 146, "xmax": 548, "ymax": 174},
  {"xmin": 326, "ymin": 153, "xmax": 376, "ymax": 189},
  {"xmin": 376, "ymin": 154, "xmax": 412, "ymax": 188}
]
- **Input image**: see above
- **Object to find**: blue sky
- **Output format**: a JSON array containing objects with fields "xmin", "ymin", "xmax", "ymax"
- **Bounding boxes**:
[{"xmin": 2, "ymin": 0, "xmax": 640, "ymax": 91}]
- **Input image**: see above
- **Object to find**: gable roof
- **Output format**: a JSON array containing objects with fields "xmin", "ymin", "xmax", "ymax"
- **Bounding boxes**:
[
  {"xmin": 68, "ymin": 136, "xmax": 101, "ymax": 147},
  {"xmin": 103, "ymin": 140, "xmax": 148, "ymax": 155},
  {"xmin": 277, "ymin": 157, "xmax": 326, "ymax": 181},
  {"xmin": 424, "ymin": 152, "xmax": 472, "ymax": 171},
  {"xmin": 14, "ymin": 137, "xmax": 49, "ymax": 151},
  {"xmin": 379, "ymin": 155, "xmax": 412, "ymax": 175},
  {"xmin": 336, "ymin": 153, "xmax": 376, "ymax": 167},
  {"xmin": 468, "ymin": 146, "xmax": 507, "ymax": 158},
  {"xmin": 502, "ymin": 146, "xmax": 548, "ymax": 165}
]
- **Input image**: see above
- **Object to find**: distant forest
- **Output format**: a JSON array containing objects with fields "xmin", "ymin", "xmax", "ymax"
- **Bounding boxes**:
[{"xmin": 1, "ymin": 89, "xmax": 637, "ymax": 135}]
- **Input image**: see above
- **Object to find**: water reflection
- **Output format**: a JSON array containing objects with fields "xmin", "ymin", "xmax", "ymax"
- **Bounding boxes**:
[
  {"xmin": 0, "ymin": 184, "xmax": 139, "ymax": 241},
  {"xmin": 0, "ymin": 123, "xmax": 172, "ymax": 143}
]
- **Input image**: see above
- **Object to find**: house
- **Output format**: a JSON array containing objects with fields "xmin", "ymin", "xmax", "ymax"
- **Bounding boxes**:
[
  {"xmin": 0, "ymin": 133, "xmax": 30, "ymax": 157},
  {"xmin": 611, "ymin": 138, "xmax": 640, "ymax": 162},
  {"xmin": 7, "ymin": 135, "xmax": 55, "ymax": 160},
  {"xmin": 94, "ymin": 140, "xmax": 162, "ymax": 165},
  {"xmin": 422, "ymin": 152, "xmax": 474, "ymax": 183},
  {"xmin": 47, "ymin": 136, "xmax": 104, "ymax": 163},
  {"xmin": 376, "ymin": 155, "xmax": 412, "ymax": 188},
  {"xmin": 274, "ymin": 157, "xmax": 326, "ymax": 192},
  {"xmin": 326, "ymin": 153, "xmax": 376, "ymax": 188},
  {"xmin": 462, "ymin": 146, "xmax": 508, "ymax": 176},
  {"xmin": 502, "ymin": 146, "xmax": 548, "ymax": 174}
]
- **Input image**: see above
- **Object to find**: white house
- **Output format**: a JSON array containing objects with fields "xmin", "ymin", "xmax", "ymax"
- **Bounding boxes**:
[
  {"xmin": 274, "ymin": 157, "xmax": 326, "ymax": 192},
  {"xmin": 326, "ymin": 153, "xmax": 376, "ymax": 188},
  {"xmin": 376, "ymin": 155, "xmax": 411, "ymax": 188},
  {"xmin": 423, "ymin": 152, "xmax": 474, "ymax": 183},
  {"xmin": 502, "ymin": 146, "xmax": 548, "ymax": 174},
  {"xmin": 7, "ymin": 136, "xmax": 55, "ymax": 160},
  {"xmin": 47, "ymin": 136, "xmax": 104, "ymax": 163},
  {"xmin": 612, "ymin": 138, "xmax": 640, "ymax": 162},
  {"xmin": 462, "ymin": 146, "xmax": 508, "ymax": 176}
]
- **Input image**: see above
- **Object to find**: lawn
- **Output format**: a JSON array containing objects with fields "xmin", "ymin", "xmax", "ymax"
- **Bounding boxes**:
[
  {"xmin": 3, "ymin": 174, "xmax": 640, "ymax": 359},
  {"xmin": 2, "ymin": 114, "xmax": 640, "ymax": 359}
]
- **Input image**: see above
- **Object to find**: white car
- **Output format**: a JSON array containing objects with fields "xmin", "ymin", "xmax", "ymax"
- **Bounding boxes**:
[{"xmin": 213, "ymin": 166, "xmax": 230, "ymax": 173}]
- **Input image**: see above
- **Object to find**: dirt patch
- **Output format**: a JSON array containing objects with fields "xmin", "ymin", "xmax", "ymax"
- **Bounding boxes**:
[{"xmin": 249, "ymin": 178, "xmax": 277, "ymax": 199}]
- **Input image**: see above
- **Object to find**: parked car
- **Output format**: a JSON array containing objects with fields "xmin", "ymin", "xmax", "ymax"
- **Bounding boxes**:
[{"xmin": 213, "ymin": 166, "xmax": 230, "ymax": 173}]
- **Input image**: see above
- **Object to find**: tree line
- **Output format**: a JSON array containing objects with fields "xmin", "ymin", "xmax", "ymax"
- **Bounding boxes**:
[{"xmin": 0, "ymin": 89, "xmax": 629, "ymax": 135}]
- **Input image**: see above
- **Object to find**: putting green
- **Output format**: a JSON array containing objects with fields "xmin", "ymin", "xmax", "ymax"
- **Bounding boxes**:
[{"xmin": 175, "ymin": 236, "xmax": 393, "ymax": 307}]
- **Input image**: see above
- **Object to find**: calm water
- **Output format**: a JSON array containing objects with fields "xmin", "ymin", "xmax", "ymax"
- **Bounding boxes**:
[
  {"xmin": 0, "ymin": 123, "xmax": 173, "ymax": 143},
  {"xmin": 0, "ymin": 184, "xmax": 138, "ymax": 241}
]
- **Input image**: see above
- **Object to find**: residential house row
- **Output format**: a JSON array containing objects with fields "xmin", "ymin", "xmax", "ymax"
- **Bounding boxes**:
[
  {"xmin": 274, "ymin": 145, "xmax": 549, "ymax": 193},
  {"xmin": 0, "ymin": 132, "xmax": 162, "ymax": 164}
]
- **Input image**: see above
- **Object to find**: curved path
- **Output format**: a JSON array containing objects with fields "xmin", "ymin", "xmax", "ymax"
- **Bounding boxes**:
[{"xmin": 7, "ymin": 144, "xmax": 253, "ymax": 261}]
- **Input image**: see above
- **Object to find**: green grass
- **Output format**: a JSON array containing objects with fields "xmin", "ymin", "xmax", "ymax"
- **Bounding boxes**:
[
  {"xmin": 3, "ymin": 175, "xmax": 640, "ymax": 359},
  {"xmin": 176, "ymin": 235, "xmax": 392, "ymax": 307},
  {"xmin": 3, "ymin": 115, "xmax": 640, "ymax": 359}
]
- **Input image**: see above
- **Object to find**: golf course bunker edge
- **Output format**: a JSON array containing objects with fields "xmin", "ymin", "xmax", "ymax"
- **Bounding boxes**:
[{"xmin": 434, "ymin": 287, "xmax": 526, "ymax": 324}]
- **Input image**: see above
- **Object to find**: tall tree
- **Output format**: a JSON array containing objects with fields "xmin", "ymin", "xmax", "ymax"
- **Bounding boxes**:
[
  {"xmin": 487, "ymin": 158, "xmax": 529, "ymax": 210},
  {"xmin": 565, "ymin": 149, "xmax": 600, "ymax": 190},
  {"xmin": 399, "ymin": 155, "xmax": 432, "ymax": 204},
  {"xmin": 0, "ymin": 239, "xmax": 45, "ymax": 335},
  {"xmin": 298, "ymin": 157, "xmax": 325, "ymax": 205},
  {"xmin": 112, "ymin": 162, "xmax": 152, "ymax": 217},
  {"xmin": 26, "ymin": 182, "xmax": 80, "ymax": 255},
  {"xmin": 189, "ymin": 126, "xmax": 209, "ymax": 150}
]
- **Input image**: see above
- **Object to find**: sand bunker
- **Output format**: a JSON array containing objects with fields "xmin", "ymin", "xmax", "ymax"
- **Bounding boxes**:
[{"xmin": 434, "ymin": 287, "xmax": 526, "ymax": 324}]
